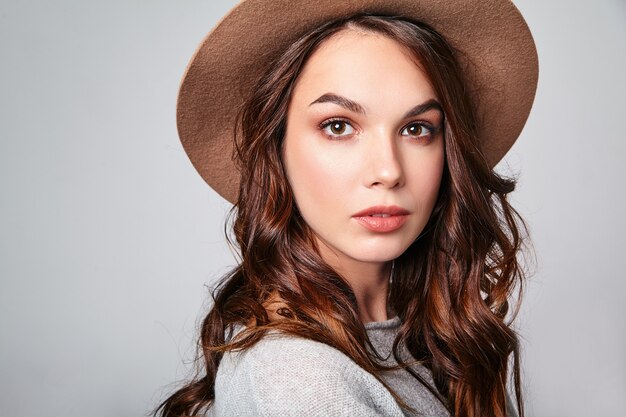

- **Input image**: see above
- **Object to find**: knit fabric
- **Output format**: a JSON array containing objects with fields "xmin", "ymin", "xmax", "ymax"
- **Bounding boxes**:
[{"xmin": 210, "ymin": 316, "xmax": 519, "ymax": 416}]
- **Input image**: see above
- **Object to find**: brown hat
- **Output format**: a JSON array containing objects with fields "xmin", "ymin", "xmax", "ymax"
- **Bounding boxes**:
[{"xmin": 176, "ymin": 0, "xmax": 539, "ymax": 204}]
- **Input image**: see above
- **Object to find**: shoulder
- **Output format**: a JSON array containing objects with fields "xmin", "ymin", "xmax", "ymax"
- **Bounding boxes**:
[{"xmin": 213, "ymin": 330, "xmax": 405, "ymax": 416}]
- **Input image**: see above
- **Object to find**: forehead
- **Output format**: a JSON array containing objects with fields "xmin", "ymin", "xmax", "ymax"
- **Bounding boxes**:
[{"xmin": 290, "ymin": 28, "xmax": 436, "ymax": 109}]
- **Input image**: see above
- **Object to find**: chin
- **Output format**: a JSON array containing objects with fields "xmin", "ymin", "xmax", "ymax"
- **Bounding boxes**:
[
  {"xmin": 346, "ymin": 241, "xmax": 414, "ymax": 263},
  {"xmin": 314, "ymin": 232, "xmax": 418, "ymax": 266}
]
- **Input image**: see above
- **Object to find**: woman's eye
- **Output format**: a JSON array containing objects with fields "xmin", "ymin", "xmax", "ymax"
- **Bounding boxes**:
[
  {"xmin": 320, "ymin": 119, "xmax": 355, "ymax": 138},
  {"xmin": 401, "ymin": 122, "xmax": 433, "ymax": 139}
]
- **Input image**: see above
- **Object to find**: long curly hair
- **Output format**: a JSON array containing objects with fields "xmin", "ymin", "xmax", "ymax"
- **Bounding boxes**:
[{"xmin": 154, "ymin": 13, "xmax": 530, "ymax": 417}]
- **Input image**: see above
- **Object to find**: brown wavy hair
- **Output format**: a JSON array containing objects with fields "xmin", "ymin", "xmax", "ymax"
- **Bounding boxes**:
[{"xmin": 153, "ymin": 13, "xmax": 530, "ymax": 417}]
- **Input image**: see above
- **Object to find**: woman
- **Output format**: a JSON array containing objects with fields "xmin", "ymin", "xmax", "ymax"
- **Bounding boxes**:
[{"xmin": 155, "ymin": 0, "xmax": 538, "ymax": 416}]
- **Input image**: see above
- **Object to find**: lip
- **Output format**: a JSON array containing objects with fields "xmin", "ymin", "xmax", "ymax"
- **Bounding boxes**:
[
  {"xmin": 352, "ymin": 205, "xmax": 410, "ymax": 217},
  {"xmin": 352, "ymin": 205, "xmax": 410, "ymax": 233}
]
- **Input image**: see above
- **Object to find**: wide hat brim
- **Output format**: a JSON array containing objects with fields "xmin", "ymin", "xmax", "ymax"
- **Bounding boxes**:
[{"xmin": 177, "ymin": 0, "xmax": 539, "ymax": 204}]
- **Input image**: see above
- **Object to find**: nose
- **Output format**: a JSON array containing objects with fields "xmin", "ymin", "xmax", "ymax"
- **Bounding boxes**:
[{"xmin": 364, "ymin": 131, "xmax": 404, "ymax": 189}]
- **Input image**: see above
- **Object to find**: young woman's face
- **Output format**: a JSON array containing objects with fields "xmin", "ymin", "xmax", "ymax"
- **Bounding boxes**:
[{"xmin": 283, "ymin": 29, "xmax": 445, "ymax": 267}]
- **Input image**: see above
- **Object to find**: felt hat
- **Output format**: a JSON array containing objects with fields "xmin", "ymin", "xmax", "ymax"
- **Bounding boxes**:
[{"xmin": 176, "ymin": 0, "xmax": 539, "ymax": 203}]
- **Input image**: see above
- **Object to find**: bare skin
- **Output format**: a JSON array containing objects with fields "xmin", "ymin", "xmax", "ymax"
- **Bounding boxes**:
[
  {"xmin": 282, "ymin": 29, "xmax": 445, "ymax": 323},
  {"xmin": 317, "ymin": 242, "xmax": 394, "ymax": 323}
]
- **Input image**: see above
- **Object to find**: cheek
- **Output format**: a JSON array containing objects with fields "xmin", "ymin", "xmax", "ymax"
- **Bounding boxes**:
[
  {"xmin": 407, "ymin": 148, "xmax": 445, "ymax": 209},
  {"xmin": 425, "ymin": 156, "xmax": 445, "ymax": 195},
  {"xmin": 287, "ymin": 149, "xmax": 337, "ymax": 210},
  {"xmin": 284, "ymin": 139, "xmax": 354, "ymax": 221}
]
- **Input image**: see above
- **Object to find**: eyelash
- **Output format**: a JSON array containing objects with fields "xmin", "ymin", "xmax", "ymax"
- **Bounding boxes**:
[{"xmin": 319, "ymin": 117, "xmax": 438, "ymax": 141}]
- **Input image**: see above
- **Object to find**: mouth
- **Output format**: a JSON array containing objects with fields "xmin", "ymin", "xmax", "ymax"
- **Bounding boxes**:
[
  {"xmin": 352, "ymin": 205, "xmax": 410, "ymax": 232},
  {"xmin": 352, "ymin": 205, "xmax": 410, "ymax": 217}
]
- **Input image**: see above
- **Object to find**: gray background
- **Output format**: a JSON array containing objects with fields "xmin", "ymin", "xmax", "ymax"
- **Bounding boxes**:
[{"xmin": 1, "ymin": 0, "xmax": 624, "ymax": 416}]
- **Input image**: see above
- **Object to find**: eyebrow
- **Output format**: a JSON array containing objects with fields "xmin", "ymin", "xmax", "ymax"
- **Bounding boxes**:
[{"xmin": 309, "ymin": 92, "xmax": 443, "ymax": 119}]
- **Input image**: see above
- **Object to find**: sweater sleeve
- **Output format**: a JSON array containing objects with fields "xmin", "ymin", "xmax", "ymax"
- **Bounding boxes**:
[{"xmin": 212, "ymin": 332, "xmax": 406, "ymax": 417}]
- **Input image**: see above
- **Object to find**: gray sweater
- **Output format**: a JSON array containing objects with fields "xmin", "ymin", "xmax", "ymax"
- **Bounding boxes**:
[
  {"xmin": 208, "ymin": 317, "xmax": 517, "ymax": 417},
  {"xmin": 211, "ymin": 316, "xmax": 518, "ymax": 416}
]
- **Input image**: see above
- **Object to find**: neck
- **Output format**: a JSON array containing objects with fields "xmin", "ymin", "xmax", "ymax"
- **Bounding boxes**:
[{"xmin": 316, "ymin": 240, "xmax": 393, "ymax": 323}]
